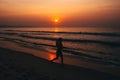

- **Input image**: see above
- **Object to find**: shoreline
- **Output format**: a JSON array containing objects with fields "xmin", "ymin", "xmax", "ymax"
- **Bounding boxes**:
[
  {"xmin": 0, "ymin": 40, "xmax": 120, "ymax": 76},
  {"xmin": 0, "ymin": 47, "xmax": 120, "ymax": 80}
]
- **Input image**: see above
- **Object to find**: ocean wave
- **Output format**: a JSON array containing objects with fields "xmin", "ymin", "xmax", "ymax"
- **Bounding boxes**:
[
  {"xmin": 1, "ymin": 30, "xmax": 120, "ymax": 47},
  {"xmin": 1, "ymin": 30, "xmax": 120, "ymax": 37},
  {"xmin": 19, "ymin": 34, "xmax": 120, "ymax": 47},
  {"xmin": 0, "ymin": 36, "xmax": 120, "ymax": 67}
]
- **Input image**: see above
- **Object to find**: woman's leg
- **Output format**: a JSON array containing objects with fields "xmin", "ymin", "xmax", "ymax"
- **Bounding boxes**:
[{"xmin": 60, "ymin": 53, "xmax": 64, "ymax": 64}]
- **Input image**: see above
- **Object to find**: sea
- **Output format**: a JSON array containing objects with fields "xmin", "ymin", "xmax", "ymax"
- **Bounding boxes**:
[{"xmin": 0, "ymin": 27, "xmax": 120, "ymax": 67}]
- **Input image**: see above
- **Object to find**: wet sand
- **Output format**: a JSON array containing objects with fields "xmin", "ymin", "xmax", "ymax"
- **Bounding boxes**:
[
  {"xmin": 0, "ymin": 40, "xmax": 120, "ymax": 76},
  {"xmin": 0, "ymin": 47, "xmax": 120, "ymax": 80}
]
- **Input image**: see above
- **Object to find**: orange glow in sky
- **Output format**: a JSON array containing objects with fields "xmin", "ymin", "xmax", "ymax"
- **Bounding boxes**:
[{"xmin": 0, "ymin": 0, "xmax": 119, "ymax": 27}]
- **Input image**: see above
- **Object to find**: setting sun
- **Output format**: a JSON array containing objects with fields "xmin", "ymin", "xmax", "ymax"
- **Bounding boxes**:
[
  {"xmin": 54, "ymin": 19, "xmax": 58, "ymax": 23},
  {"xmin": 0, "ymin": 0, "xmax": 120, "ymax": 79}
]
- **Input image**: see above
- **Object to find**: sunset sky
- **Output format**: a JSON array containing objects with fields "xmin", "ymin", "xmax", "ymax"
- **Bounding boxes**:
[{"xmin": 0, "ymin": 0, "xmax": 120, "ymax": 27}]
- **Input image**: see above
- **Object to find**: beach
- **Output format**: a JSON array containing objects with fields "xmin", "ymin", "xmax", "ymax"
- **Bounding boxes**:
[
  {"xmin": 0, "ymin": 47, "xmax": 120, "ymax": 80},
  {"xmin": 1, "ymin": 0, "xmax": 120, "ymax": 80},
  {"xmin": 0, "ymin": 27, "xmax": 120, "ymax": 80}
]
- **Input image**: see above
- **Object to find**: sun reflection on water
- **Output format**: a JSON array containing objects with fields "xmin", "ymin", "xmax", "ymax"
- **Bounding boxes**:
[
  {"xmin": 54, "ymin": 27, "xmax": 59, "ymax": 32},
  {"xmin": 53, "ymin": 27, "xmax": 61, "ymax": 38}
]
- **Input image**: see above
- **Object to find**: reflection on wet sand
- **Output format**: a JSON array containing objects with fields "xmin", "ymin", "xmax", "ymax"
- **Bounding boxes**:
[
  {"xmin": 48, "ymin": 53, "xmax": 56, "ymax": 60},
  {"xmin": 47, "ymin": 49, "xmax": 56, "ymax": 61}
]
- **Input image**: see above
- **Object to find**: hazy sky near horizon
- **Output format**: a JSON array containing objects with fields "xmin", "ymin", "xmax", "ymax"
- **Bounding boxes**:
[{"xmin": 0, "ymin": 0, "xmax": 120, "ymax": 27}]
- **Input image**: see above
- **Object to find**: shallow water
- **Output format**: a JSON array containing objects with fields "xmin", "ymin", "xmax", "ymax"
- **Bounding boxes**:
[{"xmin": 0, "ymin": 27, "xmax": 120, "ymax": 67}]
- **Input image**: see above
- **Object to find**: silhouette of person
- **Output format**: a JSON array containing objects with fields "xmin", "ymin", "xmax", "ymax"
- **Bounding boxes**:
[{"xmin": 51, "ymin": 38, "xmax": 63, "ymax": 64}]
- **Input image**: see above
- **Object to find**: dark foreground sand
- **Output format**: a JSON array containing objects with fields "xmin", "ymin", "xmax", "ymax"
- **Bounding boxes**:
[{"xmin": 0, "ymin": 47, "xmax": 120, "ymax": 80}]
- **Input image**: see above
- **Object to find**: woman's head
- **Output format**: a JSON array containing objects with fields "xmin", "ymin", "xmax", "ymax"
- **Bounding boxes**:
[{"xmin": 58, "ymin": 37, "xmax": 62, "ymax": 41}]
